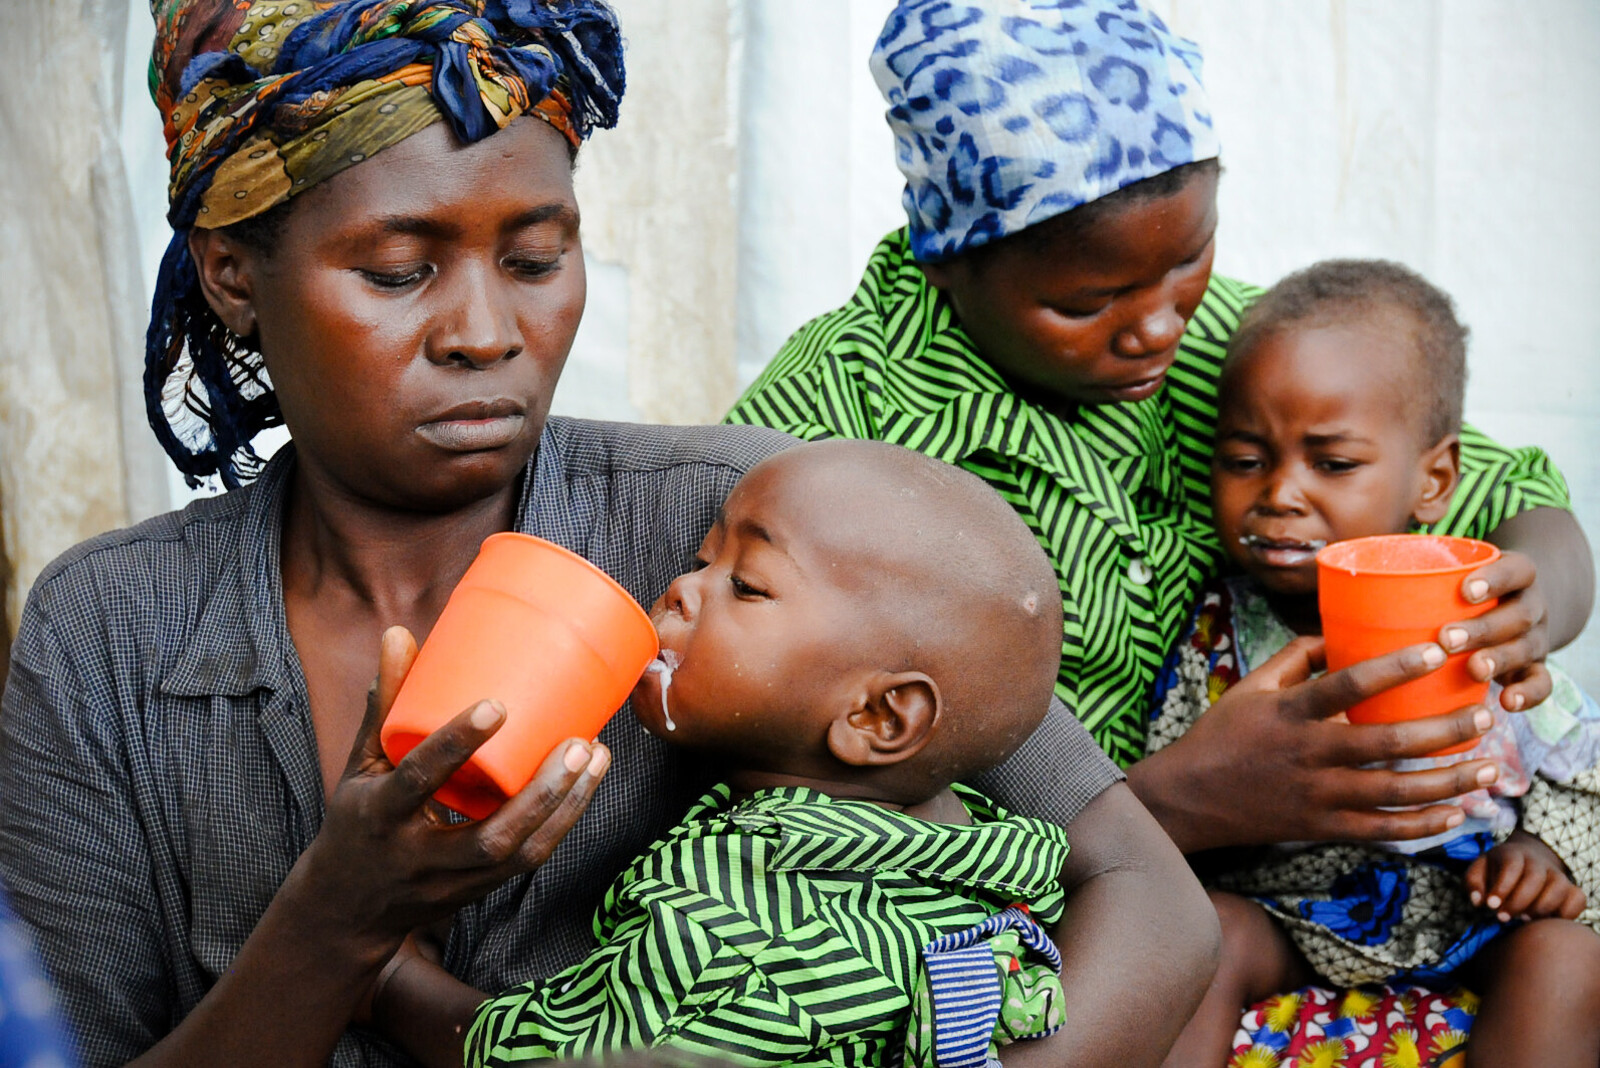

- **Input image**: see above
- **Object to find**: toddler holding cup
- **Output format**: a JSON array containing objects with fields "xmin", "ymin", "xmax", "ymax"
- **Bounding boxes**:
[{"xmin": 1150, "ymin": 260, "xmax": 1600, "ymax": 1067}]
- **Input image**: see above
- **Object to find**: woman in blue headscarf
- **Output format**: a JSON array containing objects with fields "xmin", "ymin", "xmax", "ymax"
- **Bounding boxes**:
[
  {"xmin": 729, "ymin": 2, "xmax": 1595, "ymax": 1062},
  {"xmin": 0, "ymin": 2, "xmax": 1214, "ymax": 1065},
  {"xmin": 732, "ymin": 0, "xmax": 1591, "ymax": 901}
]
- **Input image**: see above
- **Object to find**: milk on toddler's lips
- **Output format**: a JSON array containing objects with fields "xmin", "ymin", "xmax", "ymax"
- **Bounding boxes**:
[{"xmin": 644, "ymin": 649, "xmax": 682, "ymax": 731}]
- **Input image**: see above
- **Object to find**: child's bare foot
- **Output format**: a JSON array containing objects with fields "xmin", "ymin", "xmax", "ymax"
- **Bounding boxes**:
[
  {"xmin": 1463, "ymin": 919, "xmax": 1600, "ymax": 1067},
  {"xmin": 1464, "ymin": 830, "xmax": 1586, "ymax": 923}
]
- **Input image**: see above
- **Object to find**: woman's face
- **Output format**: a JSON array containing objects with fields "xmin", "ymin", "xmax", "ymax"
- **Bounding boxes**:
[
  {"xmin": 920, "ymin": 166, "xmax": 1218, "ymax": 409},
  {"xmin": 212, "ymin": 116, "xmax": 585, "ymax": 512}
]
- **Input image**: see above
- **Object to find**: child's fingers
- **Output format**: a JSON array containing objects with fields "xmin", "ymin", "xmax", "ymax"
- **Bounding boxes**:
[
  {"xmin": 1483, "ymin": 849, "xmax": 1525, "ymax": 912},
  {"xmin": 1497, "ymin": 662, "xmax": 1553, "ymax": 713},
  {"xmin": 1464, "ymin": 855, "xmax": 1489, "ymax": 905},
  {"xmin": 1559, "ymin": 883, "xmax": 1588, "ymax": 921},
  {"xmin": 1498, "ymin": 866, "xmax": 1552, "ymax": 922},
  {"xmin": 1530, "ymin": 875, "xmax": 1583, "ymax": 920}
]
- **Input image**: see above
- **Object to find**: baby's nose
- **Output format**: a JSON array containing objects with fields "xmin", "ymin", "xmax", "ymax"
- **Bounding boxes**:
[{"xmin": 663, "ymin": 572, "xmax": 699, "ymax": 621}]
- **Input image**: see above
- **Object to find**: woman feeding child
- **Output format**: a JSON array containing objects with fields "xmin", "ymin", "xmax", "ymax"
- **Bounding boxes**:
[
  {"xmin": 728, "ymin": 0, "xmax": 1596, "ymax": 1056},
  {"xmin": 0, "ymin": 1, "xmax": 1214, "ymax": 1065}
]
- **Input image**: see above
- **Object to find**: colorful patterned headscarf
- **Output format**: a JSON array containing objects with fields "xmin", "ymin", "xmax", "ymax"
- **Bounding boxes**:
[
  {"xmin": 146, "ymin": 0, "xmax": 624, "ymax": 487},
  {"xmin": 870, "ymin": 0, "xmax": 1219, "ymax": 263}
]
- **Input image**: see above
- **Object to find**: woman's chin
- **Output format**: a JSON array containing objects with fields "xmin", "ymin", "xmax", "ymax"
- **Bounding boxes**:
[{"xmin": 366, "ymin": 450, "xmax": 532, "ymax": 513}]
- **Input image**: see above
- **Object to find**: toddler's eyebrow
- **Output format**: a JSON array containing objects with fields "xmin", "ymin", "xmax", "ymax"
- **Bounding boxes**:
[
  {"xmin": 711, "ymin": 506, "xmax": 778, "ymax": 547},
  {"xmin": 735, "ymin": 518, "xmax": 776, "ymax": 546},
  {"xmin": 1303, "ymin": 431, "xmax": 1372, "ymax": 446}
]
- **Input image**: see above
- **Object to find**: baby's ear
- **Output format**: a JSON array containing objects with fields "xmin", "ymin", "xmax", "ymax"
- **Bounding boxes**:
[
  {"xmin": 826, "ymin": 673, "xmax": 940, "ymax": 768},
  {"xmin": 1412, "ymin": 433, "xmax": 1461, "ymax": 525}
]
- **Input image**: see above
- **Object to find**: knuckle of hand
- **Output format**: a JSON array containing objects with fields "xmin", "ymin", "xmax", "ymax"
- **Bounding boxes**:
[
  {"xmin": 1500, "ymin": 631, "xmax": 1532, "ymax": 660},
  {"xmin": 1379, "ymin": 776, "xmax": 1413, "ymax": 809},
  {"xmin": 472, "ymin": 830, "xmax": 516, "ymax": 865},
  {"xmin": 1318, "ymin": 809, "xmax": 1352, "ymax": 840},
  {"xmin": 1376, "ymin": 813, "xmax": 1420, "ymax": 841},
  {"xmin": 394, "ymin": 760, "xmax": 434, "ymax": 797},
  {"xmin": 1328, "ymin": 672, "xmax": 1364, "ymax": 710},
  {"xmin": 529, "ymin": 783, "xmax": 564, "ymax": 816},
  {"xmin": 516, "ymin": 838, "xmax": 553, "ymax": 870},
  {"xmin": 1375, "ymin": 722, "xmax": 1409, "ymax": 755}
]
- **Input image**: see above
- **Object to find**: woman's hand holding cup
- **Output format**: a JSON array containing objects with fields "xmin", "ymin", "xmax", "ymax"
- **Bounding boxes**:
[
  {"xmin": 291, "ymin": 626, "xmax": 609, "ymax": 955},
  {"xmin": 1439, "ymin": 547, "xmax": 1553, "ymax": 712},
  {"xmin": 1133, "ymin": 636, "xmax": 1500, "ymax": 854}
]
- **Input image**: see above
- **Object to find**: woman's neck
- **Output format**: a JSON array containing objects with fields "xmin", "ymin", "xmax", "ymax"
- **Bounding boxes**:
[{"xmin": 280, "ymin": 458, "xmax": 521, "ymax": 631}]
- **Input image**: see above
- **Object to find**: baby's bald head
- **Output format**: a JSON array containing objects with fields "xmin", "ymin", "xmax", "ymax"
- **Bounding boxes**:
[{"xmin": 744, "ymin": 440, "xmax": 1063, "ymax": 791}]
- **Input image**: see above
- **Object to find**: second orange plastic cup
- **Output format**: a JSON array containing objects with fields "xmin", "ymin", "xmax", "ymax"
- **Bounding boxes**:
[
  {"xmin": 380, "ymin": 533, "xmax": 658, "ymax": 820},
  {"xmin": 1317, "ymin": 534, "xmax": 1500, "ymax": 756}
]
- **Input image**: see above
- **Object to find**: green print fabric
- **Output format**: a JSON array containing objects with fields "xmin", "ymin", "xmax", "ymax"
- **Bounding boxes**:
[
  {"xmin": 465, "ymin": 784, "xmax": 1069, "ymax": 1068},
  {"xmin": 726, "ymin": 229, "xmax": 1572, "ymax": 766}
]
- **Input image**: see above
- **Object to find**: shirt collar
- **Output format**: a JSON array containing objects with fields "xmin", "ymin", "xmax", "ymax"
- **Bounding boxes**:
[
  {"xmin": 687, "ymin": 783, "xmax": 1069, "ymax": 903},
  {"xmin": 162, "ymin": 446, "xmax": 298, "ymax": 699}
]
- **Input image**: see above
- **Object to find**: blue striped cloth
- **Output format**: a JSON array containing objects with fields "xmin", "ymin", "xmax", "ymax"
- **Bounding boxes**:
[{"xmin": 919, "ymin": 906, "xmax": 1062, "ymax": 1068}]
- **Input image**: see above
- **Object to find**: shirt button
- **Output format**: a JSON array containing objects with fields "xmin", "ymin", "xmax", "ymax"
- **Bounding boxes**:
[{"xmin": 1128, "ymin": 558, "xmax": 1152, "ymax": 586}]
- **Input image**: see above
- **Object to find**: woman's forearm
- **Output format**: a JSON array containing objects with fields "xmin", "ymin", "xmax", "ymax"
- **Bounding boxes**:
[
  {"xmin": 1487, "ymin": 506, "xmax": 1595, "ymax": 650},
  {"xmin": 127, "ymin": 861, "xmax": 398, "ymax": 1068},
  {"xmin": 1123, "ymin": 742, "xmax": 1220, "ymax": 856}
]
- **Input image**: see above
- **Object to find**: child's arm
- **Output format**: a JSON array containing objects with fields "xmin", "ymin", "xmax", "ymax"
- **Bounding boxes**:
[
  {"xmin": 370, "ymin": 941, "xmax": 486, "ymax": 1068},
  {"xmin": 1465, "ymin": 829, "xmax": 1587, "ymax": 924}
]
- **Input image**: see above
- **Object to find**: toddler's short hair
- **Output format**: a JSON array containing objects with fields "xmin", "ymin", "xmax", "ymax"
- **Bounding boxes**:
[{"xmin": 1227, "ymin": 259, "xmax": 1469, "ymax": 445}]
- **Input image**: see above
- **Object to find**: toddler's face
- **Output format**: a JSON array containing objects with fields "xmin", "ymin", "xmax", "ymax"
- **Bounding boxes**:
[
  {"xmin": 631, "ymin": 461, "xmax": 887, "ymax": 769},
  {"xmin": 1211, "ymin": 320, "xmax": 1444, "ymax": 599},
  {"xmin": 921, "ymin": 167, "xmax": 1217, "ymax": 408}
]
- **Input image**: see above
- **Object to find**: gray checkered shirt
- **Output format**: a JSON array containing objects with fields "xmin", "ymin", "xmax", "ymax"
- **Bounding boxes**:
[{"xmin": 0, "ymin": 417, "xmax": 1121, "ymax": 1067}]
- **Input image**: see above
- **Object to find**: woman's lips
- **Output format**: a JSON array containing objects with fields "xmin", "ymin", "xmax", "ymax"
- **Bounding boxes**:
[
  {"xmin": 417, "ymin": 400, "xmax": 526, "ymax": 452},
  {"xmin": 1100, "ymin": 370, "xmax": 1168, "ymax": 403}
]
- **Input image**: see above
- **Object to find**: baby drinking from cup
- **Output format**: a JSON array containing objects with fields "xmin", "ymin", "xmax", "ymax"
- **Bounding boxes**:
[
  {"xmin": 1151, "ymin": 259, "xmax": 1600, "ymax": 1067},
  {"xmin": 378, "ymin": 439, "xmax": 1110, "ymax": 1068}
]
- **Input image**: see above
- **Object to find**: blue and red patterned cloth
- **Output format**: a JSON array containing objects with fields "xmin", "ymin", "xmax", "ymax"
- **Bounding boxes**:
[{"xmin": 1230, "ymin": 985, "xmax": 1473, "ymax": 1068}]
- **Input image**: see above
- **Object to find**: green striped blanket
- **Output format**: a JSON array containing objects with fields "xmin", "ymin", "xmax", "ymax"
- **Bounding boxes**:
[{"xmin": 466, "ymin": 783, "xmax": 1069, "ymax": 1067}]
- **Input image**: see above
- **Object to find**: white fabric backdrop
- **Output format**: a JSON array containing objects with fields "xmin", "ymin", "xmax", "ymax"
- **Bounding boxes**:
[{"xmin": 82, "ymin": 0, "xmax": 1600, "ymax": 685}]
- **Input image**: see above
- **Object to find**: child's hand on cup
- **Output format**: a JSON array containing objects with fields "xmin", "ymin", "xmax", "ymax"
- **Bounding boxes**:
[
  {"xmin": 1441, "ymin": 548, "xmax": 1553, "ymax": 713},
  {"xmin": 1466, "ymin": 829, "xmax": 1585, "ymax": 923}
]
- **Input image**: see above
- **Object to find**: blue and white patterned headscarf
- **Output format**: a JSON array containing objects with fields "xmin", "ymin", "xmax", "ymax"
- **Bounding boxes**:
[{"xmin": 871, "ymin": 0, "xmax": 1219, "ymax": 262}]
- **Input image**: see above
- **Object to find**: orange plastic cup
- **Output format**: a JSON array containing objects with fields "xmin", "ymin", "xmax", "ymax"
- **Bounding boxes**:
[
  {"xmin": 381, "ymin": 533, "xmax": 658, "ymax": 819},
  {"xmin": 1317, "ymin": 534, "xmax": 1500, "ymax": 756}
]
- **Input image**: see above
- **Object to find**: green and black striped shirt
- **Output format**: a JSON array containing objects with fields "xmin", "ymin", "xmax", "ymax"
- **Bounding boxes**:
[
  {"xmin": 466, "ymin": 784, "xmax": 1068, "ymax": 1068},
  {"xmin": 727, "ymin": 229, "xmax": 1571, "ymax": 766}
]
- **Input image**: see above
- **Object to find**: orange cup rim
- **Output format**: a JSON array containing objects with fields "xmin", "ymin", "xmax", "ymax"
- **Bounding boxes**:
[
  {"xmin": 481, "ymin": 531, "xmax": 656, "ymax": 635},
  {"xmin": 1315, "ymin": 533, "xmax": 1501, "ymax": 577}
]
